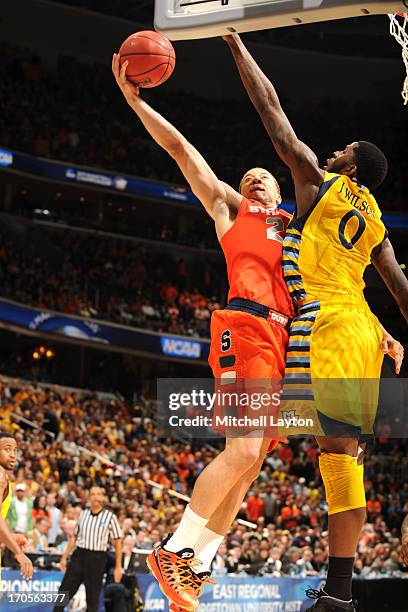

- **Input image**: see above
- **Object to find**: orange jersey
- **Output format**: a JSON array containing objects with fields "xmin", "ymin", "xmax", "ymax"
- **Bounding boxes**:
[{"xmin": 220, "ymin": 197, "xmax": 293, "ymax": 316}]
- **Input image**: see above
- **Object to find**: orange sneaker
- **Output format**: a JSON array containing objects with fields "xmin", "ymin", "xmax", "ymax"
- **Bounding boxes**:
[
  {"xmin": 169, "ymin": 604, "xmax": 189, "ymax": 612},
  {"xmin": 168, "ymin": 572, "xmax": 216, "ymax": 612},
  {"xmin": 146, "ymin": 536, "xmax": 200, "ymax": 610}
]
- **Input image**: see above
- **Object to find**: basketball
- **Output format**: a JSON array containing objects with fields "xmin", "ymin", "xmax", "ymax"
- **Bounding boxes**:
[{"xmin": 119, "ymin": 31, "xmax": 176, "ymax": 89}]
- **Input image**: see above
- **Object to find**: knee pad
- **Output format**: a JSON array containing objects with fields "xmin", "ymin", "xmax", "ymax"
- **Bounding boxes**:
[{"xmin": 319, "ymin": 452, "xmax": 366, "ymax": 515}]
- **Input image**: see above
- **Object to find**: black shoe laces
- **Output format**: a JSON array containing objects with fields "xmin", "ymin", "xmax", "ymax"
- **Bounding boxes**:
[{"xmin": 306, "ymin": 588, "xmax": 325, "ymax": 600}]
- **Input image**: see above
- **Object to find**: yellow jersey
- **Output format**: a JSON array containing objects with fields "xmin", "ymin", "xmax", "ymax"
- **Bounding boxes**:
[
  {"xmin": 280, "ymin": 172, "xmax": 386, "ymax": 437},
  {"xmin": 0, "ymin": 480, "xmax": 12, "ymax": 578},
  {"xmin": 1, "ymin": 481, "xmax": 11, "ymax": 520},
  {"xmin": 283, "ymin": 171, "xmax": 387, "ymax": 307}
]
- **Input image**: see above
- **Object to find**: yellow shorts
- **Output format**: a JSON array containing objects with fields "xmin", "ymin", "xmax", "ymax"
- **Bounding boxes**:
[{"xmin": 280, "ymin": 297, "xmax": 384, "ymax": 438}]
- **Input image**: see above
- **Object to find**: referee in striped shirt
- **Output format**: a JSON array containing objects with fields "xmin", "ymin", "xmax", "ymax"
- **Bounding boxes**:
[{"xmin": 54, "ymin": 486, "xmax": 123, "ymax": 612}]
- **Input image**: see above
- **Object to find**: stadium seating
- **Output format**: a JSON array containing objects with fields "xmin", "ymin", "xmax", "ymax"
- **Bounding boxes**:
[{"xmin": 1, "ymin": 377, "xmax": 407, "ymax": 576}]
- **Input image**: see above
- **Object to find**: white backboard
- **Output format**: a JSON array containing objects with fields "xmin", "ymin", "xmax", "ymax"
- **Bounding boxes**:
[{"xmin": 155, "ymin": 0, "xmax": 406, "ymax": 40}]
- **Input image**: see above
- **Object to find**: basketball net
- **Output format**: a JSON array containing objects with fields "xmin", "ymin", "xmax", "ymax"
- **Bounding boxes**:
[{"xmin": 389, "ymin": 13, "xmax": 408, "ymax": 104}]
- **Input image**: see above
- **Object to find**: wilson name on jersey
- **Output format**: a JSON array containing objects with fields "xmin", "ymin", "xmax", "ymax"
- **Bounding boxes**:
[{"xmin": 282, "ymin": 172, "xmax": 387, "ymax": 308}]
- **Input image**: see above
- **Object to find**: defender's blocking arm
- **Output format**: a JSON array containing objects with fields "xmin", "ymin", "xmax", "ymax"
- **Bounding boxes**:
[
  {"xmin": 372, "ymin": 238, "xmax": 408, "ymax": 324},
  {"xmin": 112, "ymin": 54, "xmax": 241, "ymax": 219},
  {"xmin": 401, "ymin": 514, "xmax": 408, "ymax": 565},
  {"xmin": 223, "ymin": 33, "xmax": 323, "ymax": 187}
]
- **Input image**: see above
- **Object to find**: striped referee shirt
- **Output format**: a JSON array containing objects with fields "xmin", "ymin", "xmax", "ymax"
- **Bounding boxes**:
[{"xmin": 75, "ymin": 508, "xmax": 122, "ymax": 552}]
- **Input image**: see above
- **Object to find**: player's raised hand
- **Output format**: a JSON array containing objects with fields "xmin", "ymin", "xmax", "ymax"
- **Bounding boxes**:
[
  {"xmin": 381, "ymin": 332, "xmax": 404, "ymax": 374},
  {"xmin": 112, "ymin": 53, "xmax": 140, "ymax": 103}
]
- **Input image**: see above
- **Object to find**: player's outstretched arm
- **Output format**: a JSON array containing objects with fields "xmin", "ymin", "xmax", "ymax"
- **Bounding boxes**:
[
  {"xmin": 372, "ymin": 238, "xmax": 408, "ymax": 324},
  {"xmin": 223, "ymin": 34, "xmax": 323, "ymax": 188},
  {"xmin": 112, "ymin": 53, "xmax": 229, "ymax": 220},
  {"xmin": 0, "ymin": 469, "xmax": 33, "ymax": 579},
  {"xmin": 401, "ymin": 514, "xmax": 408, "ymax": 566}
]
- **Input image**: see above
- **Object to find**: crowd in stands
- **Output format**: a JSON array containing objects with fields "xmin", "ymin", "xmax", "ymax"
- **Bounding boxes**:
[
  {"xmin": 0, "ymin": 41, "xmax": 407, "ymax": 211},
  {"xmin": 0, "ymin": 377, "xmax": 407, "ymax": 577},
  {"xmin": 49, "ymin": 0, "xmax": 403, "ymax": 60},
  {"xmin": 0, "ymin": 226, "xmax": 224, "ymax": 338},
  {"xmin": 1, "ymin": 216, "xmax": 407, "ymax": 347},
  {"xmin": 51, "ymin": 0, "xmax": 139, "ymax": 20},
  {"xmin": 12, "ymin": 189, "xmax": 220, "ymax": 252}
]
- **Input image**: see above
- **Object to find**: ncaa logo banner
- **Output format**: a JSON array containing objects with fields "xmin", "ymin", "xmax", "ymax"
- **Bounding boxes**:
[
  {"xmin": 161, "ymin": 336, "xmax": 202, "ymax": 359},
  {"xmin": 0, "ymin": 149, "xmax": 13, "ymax": 167}
]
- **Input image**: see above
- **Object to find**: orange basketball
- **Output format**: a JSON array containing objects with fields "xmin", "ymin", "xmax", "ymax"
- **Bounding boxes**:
[{"xmin": 119, "ymin": 31, "xmax": 176, "ymax": 89}]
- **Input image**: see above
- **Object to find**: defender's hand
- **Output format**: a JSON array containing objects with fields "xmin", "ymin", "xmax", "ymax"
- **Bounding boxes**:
[
  {"xmin": 222, "ymin": 32, "xmax": 240, "ymax": 44},
  {"xmin": 112, "ymin": 53, "xmax": 140, "ymax": 103},
  {"xmin": 381, "ymin": 333, "xmax": 404, "ymax": 374},
  {"xmin": 16, "ymin": 552, "xmax": 33, "ymax": 580}
]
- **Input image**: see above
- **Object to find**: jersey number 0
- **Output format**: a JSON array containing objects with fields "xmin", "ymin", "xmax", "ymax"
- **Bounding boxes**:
[{"xmin": 338, "ymin": 209, "xmax": 366, "ymax": 250}]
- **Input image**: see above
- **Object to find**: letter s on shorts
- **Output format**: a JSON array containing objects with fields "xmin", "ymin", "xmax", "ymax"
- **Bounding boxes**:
[{"xmin": 221, "ymin": 329, "xmax": 232, "ymax": 352}]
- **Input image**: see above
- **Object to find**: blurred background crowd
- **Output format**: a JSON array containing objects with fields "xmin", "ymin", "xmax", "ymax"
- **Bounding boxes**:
[
  {"xmin": 1, "ymin": 378, "xmax": 407, "ymax": 577},
  {"xmin": 0, "ymin": 225, "xmax": 222, "ymax": 338},
  {"xmin": 0, "ymin": 40, "xmax": 407, "ymax": 211}
]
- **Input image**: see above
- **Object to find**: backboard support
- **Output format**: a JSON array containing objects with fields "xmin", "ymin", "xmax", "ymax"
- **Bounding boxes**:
[{"xmin": 154, "ymin": 0, "xmax": 407, "ymax": 40}]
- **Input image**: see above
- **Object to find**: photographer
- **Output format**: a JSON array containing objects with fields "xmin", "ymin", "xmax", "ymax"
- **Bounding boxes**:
[
  {"xmin": 260, "ymin": 547, "xmax": 283, "ymax": 576},
  {"xmin": 105, "ymin": 535, "xmax": 143, "ymax": 612}
]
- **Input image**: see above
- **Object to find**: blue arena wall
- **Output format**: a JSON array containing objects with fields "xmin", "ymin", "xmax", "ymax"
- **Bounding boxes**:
[
  {"xmin": 1, "ymin": 570, "xmax": 408, "ymax": 611},
  {"xmin": 0, "ymin": 298, "xmax": 210, "ymax": 364}
]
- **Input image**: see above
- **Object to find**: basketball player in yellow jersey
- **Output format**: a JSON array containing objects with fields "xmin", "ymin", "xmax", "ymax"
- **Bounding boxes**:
[
  {"xmin": 225, "ymin": 33, "xmax": 407, "ymax": 612},
  {"xmin": 0, "ymin": 432, "xmax": 33, "ymax": 581}
]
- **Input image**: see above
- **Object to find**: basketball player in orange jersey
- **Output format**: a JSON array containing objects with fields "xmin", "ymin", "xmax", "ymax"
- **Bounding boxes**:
[
  {"xmin": 0, "ymin": 432, "xmax": 33, "ymax": 580},
  {"xmin": 112, "ymin": 53, "xmax": 292, "ymax": 610},
  {"xmin": 112, "ymin": 53, "xmax": 403, "ymax": 612},
  {"xmin": 224, "ymin": 32, "xmax": 408, "ymax": 612}
]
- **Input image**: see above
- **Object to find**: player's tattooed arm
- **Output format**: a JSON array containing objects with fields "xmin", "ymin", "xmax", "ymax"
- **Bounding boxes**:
[
  {"xmin": 112, "ymin": 53, "xmax": 227, "ymax": 220},
  {"xmin": 223, "ymin": 33, "xmax": 323, "ymax": 187},
  {"xmin": 401, "ymin": 514, "xmax": 408, "ymax": 566},
  {"xmin": 372, "ymin": 238, "xmax": 408, "ymax": 324},
  {"xmin": 402, "ymin": 514, "xmax": 408, "ymax": 540}
]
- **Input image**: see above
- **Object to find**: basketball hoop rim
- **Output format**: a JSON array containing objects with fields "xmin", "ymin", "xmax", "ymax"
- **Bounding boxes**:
[{"xmin": 388, "ymin": 11, "xmax": 408, "ymax": 105}]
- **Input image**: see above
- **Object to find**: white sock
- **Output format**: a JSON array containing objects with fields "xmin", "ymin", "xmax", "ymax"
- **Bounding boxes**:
[
  {"xmin": 165, "ymin": 505, "xmax": 208, "ymax": 553},
  {"xmin": 195, "ymin": 528, "xmax": 224, "ymax": 573}
]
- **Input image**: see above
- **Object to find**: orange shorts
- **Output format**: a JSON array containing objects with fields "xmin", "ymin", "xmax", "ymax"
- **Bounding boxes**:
[{"xmin": 208, "ymin": 309, "xmax": 288, "ymax": 451}]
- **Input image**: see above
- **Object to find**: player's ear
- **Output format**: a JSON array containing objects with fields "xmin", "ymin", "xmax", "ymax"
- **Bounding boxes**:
[{"xmin": 276, "ymin": 194, "xmax": 282, "ymax": 205}]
